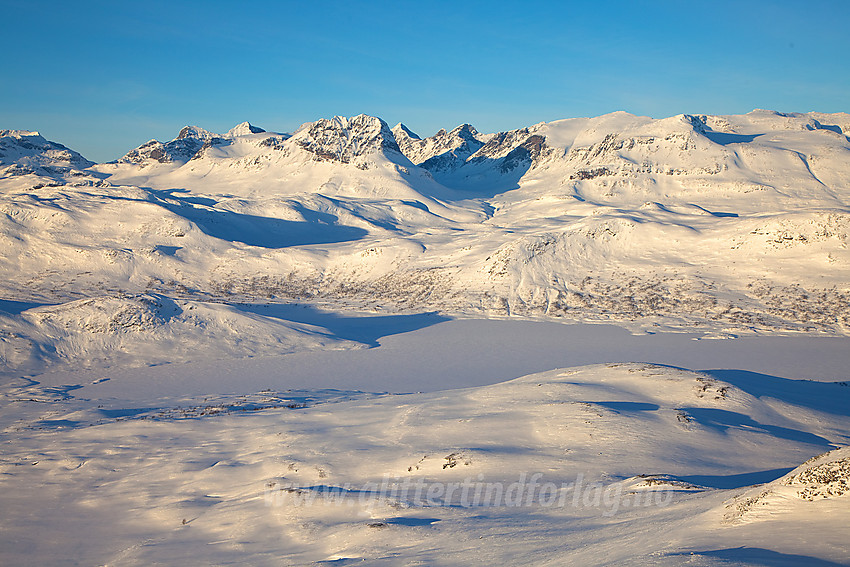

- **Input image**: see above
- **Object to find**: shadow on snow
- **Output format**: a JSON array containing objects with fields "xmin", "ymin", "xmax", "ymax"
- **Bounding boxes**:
[
  {"xmin": 234, "ymin": 303, "xmax": 451, "ymax": 347},
  {"xmin": 150, "ymin": 189, "xmax": 368, "ymax": 248},
  {"xmin": 674, "ymin": 467, "xmax": 796, "ymax": 489},
  {"xmin": 703, "ymin": 369, "xmax": 850, "ymax": 418},
  {"xmin": 667, "ymin": 547, "xmax": 849, "ymax": 566}
]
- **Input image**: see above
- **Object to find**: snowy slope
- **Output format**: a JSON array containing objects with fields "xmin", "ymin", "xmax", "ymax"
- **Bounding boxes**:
[
  {"xmin": 0, "ymin": 293, "xmax": 361, "ymax": 373},
  {"xmin": 721, "ymin": 445, "xmax": 850, "ymax": 526},
  {"xmin": 1, "ymin": 362, "xmax": 847, "ymax": 565}
]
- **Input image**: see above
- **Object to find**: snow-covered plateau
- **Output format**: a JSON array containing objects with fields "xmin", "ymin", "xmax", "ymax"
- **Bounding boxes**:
[{"xmin": 1, "ymin": 111, "xmax": 849, "ymax": 565}]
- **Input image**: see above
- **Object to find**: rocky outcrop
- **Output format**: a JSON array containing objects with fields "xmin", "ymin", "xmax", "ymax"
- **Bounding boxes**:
[
  {"xmin": 291, "ymin": 114, "xmax": 403, "ymax": 164},
  {"xmin": 118, "ymin": 125, "xmax": 221, "ymax": 165},
  {"xmin": 0, "ymin": 130, "xmax": 94, "ymax": 175}
]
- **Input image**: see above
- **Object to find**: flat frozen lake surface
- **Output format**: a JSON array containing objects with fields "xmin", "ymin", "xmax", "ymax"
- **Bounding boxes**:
[{"xmin": 34, "ymin": 313, "xmax": 850, "ymax": 403}]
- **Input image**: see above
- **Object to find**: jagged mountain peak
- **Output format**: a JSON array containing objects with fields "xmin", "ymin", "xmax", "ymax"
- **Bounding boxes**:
[
  {"xmin": 226, "ymin": 122, "xmax": 266, "ymax": 137},
  {"xmin": 304, "ymin": 114, "xmax": 386, "ymax": 131},
  {"xmin": 118, "ymin": 125, "xmax": 224, "ymax": 165},
  {"xmin": 291, "ymin": 114, "xmax": 402, "ymax": 164},
  {"xmin": 392, "ymin": 123, "xmax": 420, "ymax": 141},
  {"xmin": 449, "ymin": 123, "xmax": 480, "ymax": 140},
  {"xmin": 408, "ymin": 122, "xmax": 546, "ymax": 181},
  {"xmin": 177, "ymin": 125, "xmax": 216, "ymax": 140},
  {"xmin": 394, "ymin": 122, "xmax": 487, "ymax": 166}
]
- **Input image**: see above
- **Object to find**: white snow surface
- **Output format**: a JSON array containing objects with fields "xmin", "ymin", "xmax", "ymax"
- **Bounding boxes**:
[
  {"xmin": 2, "ymin": 110, "xmax": 850, "ymax": 564},
  {"xmin": 0, "ymin": 294, "xmax": 360, "ymax": 373},
  {"xmin": 1, "ymin": 358, "xmax": 848, "ymax": 565}
]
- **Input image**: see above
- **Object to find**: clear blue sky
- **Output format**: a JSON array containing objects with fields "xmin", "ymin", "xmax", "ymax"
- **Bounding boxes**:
[{"xmin": 2, "ymin": 0, "xmax": 848, "ymax": 162}]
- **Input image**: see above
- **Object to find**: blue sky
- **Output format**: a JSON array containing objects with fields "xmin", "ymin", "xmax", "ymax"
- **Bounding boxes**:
[{"xmin": 2, "ymin": 0, "xmax": 848, "ymax": 162}]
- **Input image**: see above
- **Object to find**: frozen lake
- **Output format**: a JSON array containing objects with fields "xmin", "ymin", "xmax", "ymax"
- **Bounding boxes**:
[{"xmin": 33, "ymin": 311, "xmax": 850, "ymax": 403}]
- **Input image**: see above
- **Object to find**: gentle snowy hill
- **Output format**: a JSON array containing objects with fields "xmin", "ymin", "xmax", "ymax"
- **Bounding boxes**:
[
  {"xmin": 0, "ymin": 293, "xmax": 361, "ymax": 373},
  {"xmin": 1, "ymin": 363, "xmax": 847, "ymax": 565}
]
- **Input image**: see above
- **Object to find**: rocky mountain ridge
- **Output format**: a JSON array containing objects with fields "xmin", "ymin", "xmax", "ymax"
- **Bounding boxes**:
[
  {"xmin": 392, "ymin": 122, "xmax": 487, "ymax": 166},
  {"xmin": 0, "ymin": 129, "xmax": 95, "ymax": 177}
]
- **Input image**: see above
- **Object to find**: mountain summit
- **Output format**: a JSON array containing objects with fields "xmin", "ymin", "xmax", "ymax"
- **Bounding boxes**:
[
  {"xmin": 226, "ymin": 122, "xmax": 266, "ymax": 137},
  {"xmin": 290, "ymin": 114, "xmax": 404, "ymax": 164},
  {"xmin": 393, "ymin": 122, "xmax": 487, "ymax": 166},
  {"xmin": 0, "ymin": 129, "xmax": 94, "ymax": 175},
  {"xmin": 118, "ymin": 125, "xmax": 221, "ymax": 165}
]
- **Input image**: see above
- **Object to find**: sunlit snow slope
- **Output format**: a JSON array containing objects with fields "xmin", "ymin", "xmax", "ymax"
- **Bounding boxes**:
[
  {"xmin": 2, "ymin": 110, "xmax": 849, "ymax": 371},
  {"xmin": 1, "ymin": 363, "xmax": 847, "ymax": 565}
]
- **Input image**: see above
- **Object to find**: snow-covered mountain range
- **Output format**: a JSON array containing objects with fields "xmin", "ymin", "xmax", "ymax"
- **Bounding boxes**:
[
  {"xmin": 2, "ymin": 110, "xmax": 849, "ymax": 370},
  {"xmin": 2, "ymin": 110, "xmax": 850, "ymax": 564}
]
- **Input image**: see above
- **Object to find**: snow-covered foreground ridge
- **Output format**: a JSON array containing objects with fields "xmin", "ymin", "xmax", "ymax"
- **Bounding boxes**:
[
  {"xmin": 2, "ymin": 363, "xmax": 848, "ymax": 565},
  {"xmin": 2, "ymin": 110, "xmax": 850, "ymax": 367}
]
